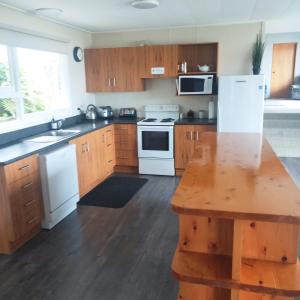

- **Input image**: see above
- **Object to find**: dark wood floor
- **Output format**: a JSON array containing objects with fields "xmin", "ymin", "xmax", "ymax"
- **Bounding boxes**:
[
  {"xmin": 0, "ymin": 175, "xmax": 179, "ymax": 300},
  {"xmin": 0, "ymin": 158, "xmax": 299, "ymax": 300}
]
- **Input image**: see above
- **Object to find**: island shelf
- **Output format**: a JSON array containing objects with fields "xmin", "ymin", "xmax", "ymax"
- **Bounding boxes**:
[{"xmin": 171, "ymin": 133, "xmax": 300, "ymax": 300}]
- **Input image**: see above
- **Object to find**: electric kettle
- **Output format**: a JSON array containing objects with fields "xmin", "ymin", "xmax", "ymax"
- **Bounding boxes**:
[{"xmin": 85, "ymin": 104, "xmax": 97, "ymax": 120}]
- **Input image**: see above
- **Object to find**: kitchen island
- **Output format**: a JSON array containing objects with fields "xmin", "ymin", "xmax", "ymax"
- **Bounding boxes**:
[{"xmin": 171, "ymin": 133, "xmax": 300, "ymax": 300}]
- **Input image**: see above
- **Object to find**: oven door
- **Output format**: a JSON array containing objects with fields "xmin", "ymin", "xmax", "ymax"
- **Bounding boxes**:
[{"xmin": 137, "ymin": 126, "xmax": 174, "ymax": 159}]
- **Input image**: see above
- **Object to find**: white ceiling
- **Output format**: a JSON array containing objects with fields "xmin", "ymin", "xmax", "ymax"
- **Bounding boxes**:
[{"xmin": 1, "ymin": 0, "xmax": 300, "ymax": 33}]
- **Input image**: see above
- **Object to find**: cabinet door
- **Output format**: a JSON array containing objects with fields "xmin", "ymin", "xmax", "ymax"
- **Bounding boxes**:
[
  {"xmin": 85, "ymin": 48, "xmax": 112, "ymax": 92},
  {"xmin": 175, "ymin": 125, "xmax": 195, "ymax": 170},
  {"xmin": 193, "ymin": 125, "xmax": 216, "ymax": 145},
  {"xmin": 113, "ymin": 47, "xmax": 144, "ymax": 92},
  {"xmin": 115, "ymin": 124, "xmax": 138, "ymax": 167},
  {"xmin": 140, "ymin": 45, "xmax": 178, "ymax": 78},
  {"xmin": 175, "ymin": 125, "xmax": 216, "ymax": 170},
  {"xmin": 69, "ymin": 135, "xmax": 92, "ymax": 196}
]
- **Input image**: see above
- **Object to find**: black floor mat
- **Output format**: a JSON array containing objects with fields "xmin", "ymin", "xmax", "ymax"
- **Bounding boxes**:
[{"xmin": 78, "ymin": 175, "xmax": 148, "ymax": 208}]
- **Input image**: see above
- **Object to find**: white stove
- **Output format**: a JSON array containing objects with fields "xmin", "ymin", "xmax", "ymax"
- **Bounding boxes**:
[{"xmin": 137, "ymin": 105, "xmax": 180, "ymax": 176}]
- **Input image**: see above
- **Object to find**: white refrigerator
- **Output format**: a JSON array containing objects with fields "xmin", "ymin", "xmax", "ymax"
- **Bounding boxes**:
[{"xmin": 217, "ymin": 75, "xmax": 265, "ymax": 133}]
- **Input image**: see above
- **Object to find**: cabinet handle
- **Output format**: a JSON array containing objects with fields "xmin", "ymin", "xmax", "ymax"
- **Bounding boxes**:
[
  {"xmin": 24, "ymin": 199, "xmax": 36, "ymax": 207},
  {"xmin": 27, "ymin": 217, "xmax": 38, "ymax": 225},
  {"xmin": 22, "ymin": 182, "xmax": 33, "ymax": 190},
  {"xmin": 86, "ymin": 142, "xmax": 90, "ymax": 153},
  {"xmin": 114, "ymin": 77, "xmax": 116, "ymax": 86},
  {"xmin": 82, "ymin": 143, "xmax": 86, "ymax": 153},
  {"xmin": 19, "ymin": 165, "xmax": 29, "ymax": 171},
  {"xmin": 108, "ymin": 78, "xmax": 111, "ymax": 87},
  {"xmin": 190, "ymin": 131, "xmax": 193, "ymax": 140},
  {"xmin": 108, "ymin": 160, "xmax": 113, "ymax": 163},
  {"xmin": 196, "ymin": 131, "xmax": 199, "ymax": 141}
]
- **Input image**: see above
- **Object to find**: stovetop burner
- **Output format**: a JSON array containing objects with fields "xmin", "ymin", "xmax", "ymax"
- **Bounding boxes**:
[
  {"xmin": 143, "ymin": 118, "xmax": 157, "ymax": 122},
  {"xmin": 161, "ymin": 118, "xmax": 175, "ymax": 123}
]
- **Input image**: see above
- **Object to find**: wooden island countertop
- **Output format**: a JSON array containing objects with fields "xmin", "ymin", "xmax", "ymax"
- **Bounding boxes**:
[
  {"xmin": 172, "ymin": 132, "xmax": 300, "ymax": 224},
  {"xmin": 171, "ymin": 133, "xmax": 300, "ymax": 300}
]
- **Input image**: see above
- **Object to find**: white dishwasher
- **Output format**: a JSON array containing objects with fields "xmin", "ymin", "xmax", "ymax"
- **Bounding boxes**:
[{"xmin": 39, "ymin": 144, "xmax": 79, "ymax": 229}]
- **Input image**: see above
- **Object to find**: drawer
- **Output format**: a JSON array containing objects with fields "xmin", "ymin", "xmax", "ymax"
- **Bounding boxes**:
[
  {"xmin": 21, "ymin": 201, "xmax": 41, "ymax": 234},
  {"xmin": 116, "ymin": 149, "xmax": 138, "ymax": 167},
  {"xmin": 8, "ymin": 173, "xmax": 42, "ymax": 240},
  {"xmin": 4, "ymin": 155, "xmax": 39, "ymax": 183},
  {"xmin": 114, "ymin": 124, "xmax": 137, "ymax": 135},
  {"xmin": 7, "ymin": 172, "xmax": 41, "ymax": 200}
]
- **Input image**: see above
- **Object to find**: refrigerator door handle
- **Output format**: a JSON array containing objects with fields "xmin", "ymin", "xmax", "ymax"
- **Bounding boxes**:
[{"xmin": 235, "ymin": 80, "xmax": 247, "ymax": 83}]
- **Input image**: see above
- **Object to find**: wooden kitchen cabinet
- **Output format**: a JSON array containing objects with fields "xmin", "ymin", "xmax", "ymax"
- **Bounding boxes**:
[
  {"xmin": 85, "ymin": 47, "xmax": 144, "ymax": 92},
  {"xmin": 114, "ymin": 124, "xmax": 138, "ymax": 170},
  {"xmin": 0, "ymin": 155, "xmax": 43, "ymax": 254},
  {"xmin": 70, "ymin": 125, "xmax": 116, "ymax": 197},
  {"xmin": 175, "ymin": 125, "xmax": 216, "ymax": 174},
  {"xmin": 69, "ymin": 132, "xmax": 101, "ymax": 197},
  {"xmin": 139, "ymin": 45, "xmax": 178, "ymax": 78},
  {"xmin": 102, "ymin": 126, "xmax": 116, "ymax": 176}
]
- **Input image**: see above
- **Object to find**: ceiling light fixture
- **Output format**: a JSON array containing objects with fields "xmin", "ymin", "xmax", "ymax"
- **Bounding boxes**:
[
  {"xmin": 131, "ymin": 0, "xmax": 160, "ymax": 9},
  {"xmin": 33, "ymin": 8, "xmax": 63, "ymax": 18}
]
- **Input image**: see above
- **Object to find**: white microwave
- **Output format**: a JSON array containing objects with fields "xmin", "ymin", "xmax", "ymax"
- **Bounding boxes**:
[{"xmin": 176, "ymin": 75, "xmax": 214, "ymax": 95}]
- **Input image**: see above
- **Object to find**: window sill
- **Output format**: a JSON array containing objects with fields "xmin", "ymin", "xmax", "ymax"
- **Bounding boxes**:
[
  {"xmin": 0, "ymin": 109, "xmax": 75, "ymax": 134},
  {"xmin": 264, "ymin": 99, "xmax": 300, "ymax": 114}
]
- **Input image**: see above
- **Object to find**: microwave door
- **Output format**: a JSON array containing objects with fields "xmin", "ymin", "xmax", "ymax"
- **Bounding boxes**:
[{"xmin": 180, "ymin": 77, "xmax": 205, "ymax": 95}]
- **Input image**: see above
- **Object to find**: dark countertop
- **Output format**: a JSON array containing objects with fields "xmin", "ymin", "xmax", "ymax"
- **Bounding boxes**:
[
  {"xmin": 175, "ymin": 118, "xmax": 217, "ymax": 125},
  {"xmin": 0, "ymin": 117, "xmax": 139, "ymax": 166}
]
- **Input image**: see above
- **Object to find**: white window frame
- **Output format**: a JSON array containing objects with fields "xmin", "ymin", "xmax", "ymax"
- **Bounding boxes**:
[{"xmin": 0, "ymin": 44, "xmax": 71, "ymax": 133}]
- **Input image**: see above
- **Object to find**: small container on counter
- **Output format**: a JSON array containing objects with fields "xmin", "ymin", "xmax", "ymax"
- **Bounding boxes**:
[
  {"xmin": 187, "ymin": 110, "xmax": 195, "ymax": 119},
  {"xmin": 198, "ymin": 110, "xmax": 207, "ymax": 119}
]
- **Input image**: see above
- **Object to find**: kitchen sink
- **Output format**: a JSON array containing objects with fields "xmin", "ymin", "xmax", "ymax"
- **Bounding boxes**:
[
  {"xmin": 24, "ymin": 130, "xmax": 80, "ymax": 143},
  {"xmin": 48, "ymin": 130, "xmax": 81, "ymax": 137}
]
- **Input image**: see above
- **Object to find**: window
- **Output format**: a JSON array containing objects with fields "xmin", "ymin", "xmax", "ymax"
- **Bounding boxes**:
[{"xmin": 0, "ymin": 44, "xmax": 69, "ymax": 126}]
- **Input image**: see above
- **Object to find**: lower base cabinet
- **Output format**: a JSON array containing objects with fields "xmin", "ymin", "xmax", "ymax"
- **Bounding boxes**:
[
  {"xmin": 0, "ymin": 155, "xmax": 43, "ymax": 254},
  {"xmin": 69, "ymin": 127, "xmax": 116, "ymax": 197},
  {"xmin": 70, "ymin": 124, "xmax": 138, "ymax": 197},
  {"xmin": 175, "ymin": 125, "xmax": 216, "ymax": 175},
  {"xmin": 115, "ymin": 124, "xmax": 138, "ymax": 168}
]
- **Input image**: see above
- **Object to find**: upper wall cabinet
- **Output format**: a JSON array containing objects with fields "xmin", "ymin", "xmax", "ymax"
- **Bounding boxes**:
[
  {"xmin": 139, "ymin": 45, "xmax": 178, "ymax": 78},
  {"xmin": 84, "ymin": 43, "xmax": 219, "ymax": 92},
  {"xmin": 178, "ymin": 43, "xmax": 219, "ymax": 74},
  {"xmin": 85, "ymin": 47, "xmax": 145, "ymax": 93}
]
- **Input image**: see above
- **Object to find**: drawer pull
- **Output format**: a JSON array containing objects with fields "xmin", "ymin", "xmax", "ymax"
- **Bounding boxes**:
[
  {"xmin": 27, "ymin": 217, "xmax": 38, "ymax": 225},
  {"xmin": 22, "ymin": 182, "xmax": 33, "ymax": 189},
  {"xmin": 108, "ymin": 160, "xmax": 113, "ymax": 163},
  {"xmin": 19, "ymin": 165, "xmax": 30, "ymax": 171},
  {"xmin": 24, "ymin": 199, "xmax": 36, "ymax": 207}
]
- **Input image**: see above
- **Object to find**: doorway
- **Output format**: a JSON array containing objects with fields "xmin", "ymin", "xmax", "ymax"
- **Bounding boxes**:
[{"xmin": 270, "ymin": 42, "xmax": 297, "ymax": 98}]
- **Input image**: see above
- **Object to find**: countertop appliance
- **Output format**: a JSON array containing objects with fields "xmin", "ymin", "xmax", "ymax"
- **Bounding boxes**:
[
  {"xmin": 218, "ymin": 75, "xmax": 265, "ymax": 133},
  {"xmin": 137, "ymin": 104, "xmax": 180, "ymax": 176},
  {"xmin": 85, "ymin": 104, "xmax": 97, "ymax": 120},
  {"xmin": 39, "ymin": 144, "xmax": 79, "ymax": 229},
  {"xmin": 176, "ymin": 74, "xmax": 214, "ymax": 95},
  {"xmin": 119, "ymin": 107, "xmax": 137, "ymax": 118},
  {"xmin": 97, "ymin": 106, "xmax": 114, "ymax": 119}
]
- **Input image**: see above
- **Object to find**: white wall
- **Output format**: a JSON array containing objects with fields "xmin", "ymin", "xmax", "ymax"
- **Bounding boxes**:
[
  {"xmin": 91, "ymin": 22, "xmax": 262, "ymax": 115},
  {"xmin": 0, "ymin": 5, "xmax": 94, "ymax": 119}
]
